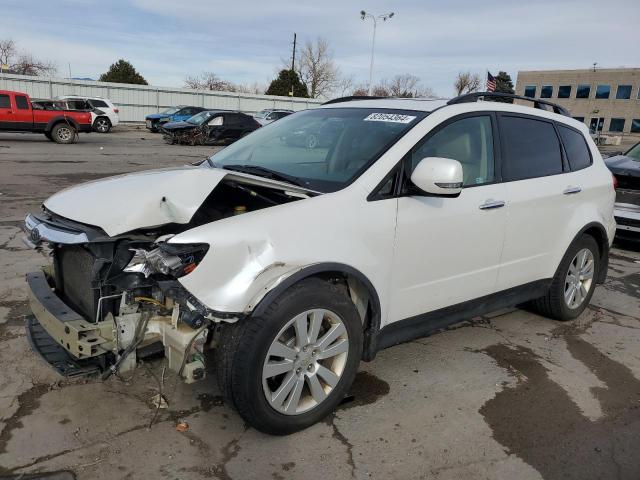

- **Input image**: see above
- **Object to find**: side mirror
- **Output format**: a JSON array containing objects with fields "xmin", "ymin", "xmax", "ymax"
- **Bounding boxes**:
[{"xmin": 410, "ymin": 157, "xmax": 463, "ymax": 196}]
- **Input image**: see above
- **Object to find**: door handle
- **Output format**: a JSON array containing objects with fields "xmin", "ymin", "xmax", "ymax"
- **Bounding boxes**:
[
  {"xmin": 479, "ymin": 200, "xmax": 506, "ymax": 210},
  {"xmin": 563, "ymin": 186, "xmax": 582, "ymax": 195}
]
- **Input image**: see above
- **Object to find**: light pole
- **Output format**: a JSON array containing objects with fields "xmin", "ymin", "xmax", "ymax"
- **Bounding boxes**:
[{"xmin": 360, "ymin": 10, "xmax": 394, "ymax": 96}]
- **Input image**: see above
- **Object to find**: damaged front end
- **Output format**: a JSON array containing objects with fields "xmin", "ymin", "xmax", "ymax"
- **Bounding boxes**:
[
  {"xmin": 24, "ymin": 211, "xmax": 214, "ymax": 382},
  {"xmin": 22, "ymin": 168, "xmax": 312, "ymax": 382}
]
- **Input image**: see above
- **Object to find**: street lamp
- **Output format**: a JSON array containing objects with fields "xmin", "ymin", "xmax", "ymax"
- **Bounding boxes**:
[{"xmin": 360, "ymin": 10, "xmax": 394, "ymax": 96}]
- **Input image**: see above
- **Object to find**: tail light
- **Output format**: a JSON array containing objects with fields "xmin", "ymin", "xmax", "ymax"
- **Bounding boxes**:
[
  {"xmin": 114, "ymin": 108, "xmax": 119, "ymax": 113},
  {"xmin": 612, "ymin": 173, "xmax": 618, "ymax": 190}
]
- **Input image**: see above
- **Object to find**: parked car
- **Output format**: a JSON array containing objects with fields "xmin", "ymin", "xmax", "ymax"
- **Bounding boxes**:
[
  {"xmin": 604, "ymin": 141, "xmax": 640, "ymax": 240},
  {"xmin": 145, "ymin": 106, "xmax": 207, "ymax": 132},
  {"xmin": 254, "ymin": 109, "xmax": 293, "ymax": 126},
  {"xmin": 0, "ymin": 90, "xmax": 92, "ymax": 143},
  {"xmin": 162, "ymin": 110, "xmax": 261, "ymax": 145},
  {"xmin": 57, "ymin": 96, "xmax": 120, "ymax": 133},
  {"xmin": 281, "ymin": 117, "xmax": 344, "ymax": 149},
  {"xmin": 23, "ymin": 92, "xmax": 615, "ymax": 435}
]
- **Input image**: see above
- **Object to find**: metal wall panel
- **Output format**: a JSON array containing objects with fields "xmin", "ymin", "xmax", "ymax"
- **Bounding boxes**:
[{"xmin": 0, "ymin": 73, "xmax": 321, "ymax": 122}]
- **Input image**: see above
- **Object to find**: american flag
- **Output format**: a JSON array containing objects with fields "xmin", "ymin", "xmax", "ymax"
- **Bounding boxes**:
[{"xmin": 486, "ymin": 72, "xmax": 496, "ymax": 92}]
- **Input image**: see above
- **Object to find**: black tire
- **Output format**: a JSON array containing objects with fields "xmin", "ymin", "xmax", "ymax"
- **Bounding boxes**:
[
  {"xmin": 44, "ymin": 131, "xmax": 53, "ymax": 141},
  {"xmin": 93, "ymin": 116, "xmax": 111, "ymax": 133},
  {"xmin": 216, "ymin": 277, "xmax": 362, "ymax": 435},
  {"xmin": 528, "ymin": 235, "xmax": 600, "ymax": 321},
  {"xmin": 50, "ymin": 123, "xmax": 77, "ymax": 144}
]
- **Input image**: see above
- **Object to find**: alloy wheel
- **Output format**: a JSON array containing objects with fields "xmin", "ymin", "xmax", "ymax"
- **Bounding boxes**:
[
  {"xmin": 564, "ymin": 248, "xmax": 595, "ymax": 309},
  {"xmin": 57, "ymin": 127, "xmax": 72, "ymax": 142},
  {"xmin": 95, "ymin": 118, "xmax": 110, "ymax": 133},
  {"xmin": 262, "ymin": 308, "xmax": 349, "ymax": 415}
]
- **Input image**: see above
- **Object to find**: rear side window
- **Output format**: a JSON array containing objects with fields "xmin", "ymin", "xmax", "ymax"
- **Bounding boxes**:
[
  {"xmin": 500, "ymin": 116, "xmax": 563, "ymax": 181},
  {"xmin": 15, "ymin": 95, "xmax": 29, "ymax": 110},
  {"xmin": 557, "ymin": 125, "xmax": 591, "ymax": 171},
  {"xmin": 89, "ymin": 99, "xmax": 109, "ymax": 108},
  {"xmin": 0, "ymin": 95, "xmax": 10, "ymax": 108}
]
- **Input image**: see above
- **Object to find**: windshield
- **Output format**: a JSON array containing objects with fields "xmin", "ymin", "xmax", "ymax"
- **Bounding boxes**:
[
  {"xmin": 254, "ymin": 110, "xmax": 269, "ymax": 119},
  {"xmin": 625, "ymin": 142, "xmax": 640, "ymax": 161},
  {"xmin": 188, "ymin": 111, "xmax": 216, "ymax": 125},
  {"xmin": 161, "ymin": 107, "xmax": 180, "ymax": 115},
  {"xmin": 207, "ymin": 107, "xmax": 426, "ymax": 192}
]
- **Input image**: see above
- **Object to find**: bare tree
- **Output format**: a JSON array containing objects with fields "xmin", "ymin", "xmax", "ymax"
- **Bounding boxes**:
[
  {"xmin": 296, "ymin": 37, "xmax": 340, "ymax": 98},
  {"xmin": 184, "ymin": 72, "xmax": 232, "ymax": 91},
  {"xmin": 454, "ymin": 71, "xmax": 481, "ymax": 95},
  {"xmin": 358, "ymin": 74, "xmax": 436, "ymax": 98},
  {"xmin": 334, "ymin": 75, "xmax": 355, "ymax": 97},
  {"xmin": 0, "ymin": 39, "xmax": 17, "ymax": 67},
  {"xmin": 0, "ymin": 38, "xmax": 56, "ymax": 76}
]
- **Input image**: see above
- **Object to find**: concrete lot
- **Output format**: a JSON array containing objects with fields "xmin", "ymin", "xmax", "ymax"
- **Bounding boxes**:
[{"xmin": 0, "ymin": 128, "xmax": 639, "ymax": 480}]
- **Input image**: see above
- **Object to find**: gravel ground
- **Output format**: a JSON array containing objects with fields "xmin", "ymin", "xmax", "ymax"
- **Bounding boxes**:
[{"xmin": 0, "ymin": 128, "xmax": 639, "ymax": 480}]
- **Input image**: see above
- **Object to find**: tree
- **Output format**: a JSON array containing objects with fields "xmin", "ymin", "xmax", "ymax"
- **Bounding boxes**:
[
  {"xmin": 353, "ymin": 74, "xmax": 435, "ymax": 98},
  {"xmin": 492, "ymin": 71, "xmax": 515, "ymax": 102},
  {"xmin": 296, "ymin": 38, "xmax": 340, "ymax": 99},
  {"xmin": 99, "ymin": 59, "xmax": 147, "ymax": 85},
  {"xmin": 0, "ymin": 38, "xmax": 56, "ymax": 76},
  {"xmin": 454, "ymin": 71, "xmax": 481, "ymax": 96},
  {"xmin": 265, "ymin": 69, "xmax": 308, "ymax": 98},
  {"xmin": 184, "ymin": 71, "xmax": 231, "ymax": 91}
]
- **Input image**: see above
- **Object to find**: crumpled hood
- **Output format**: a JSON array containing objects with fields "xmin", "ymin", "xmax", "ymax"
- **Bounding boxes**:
[
  {"xmin": 146, "ymin": 113, "xmax": 171, "ymax": 120},
  {"xmin": 44, "ymin": 166, "xmax": 226, "ymax": 236},
  {"xmin": 162, "ymin": 121, "xmax": 196, "ymax": 131},
  {"xmin": 43, "ymin": 165, "xmax": 317, "ymax": 237},
  {"xmin": 605, "ymin": 155, "xmax": 640, "ymax": 177}
]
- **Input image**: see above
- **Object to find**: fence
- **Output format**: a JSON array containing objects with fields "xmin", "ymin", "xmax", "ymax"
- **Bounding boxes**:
[{"xmin": 0, "ymin": 73, "xmax": 322, "ymax": 122}]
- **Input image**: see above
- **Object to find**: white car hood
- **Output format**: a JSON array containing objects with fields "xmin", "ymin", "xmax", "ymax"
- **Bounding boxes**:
[{"xmin": 44, "ymin": 165, "xmax": 315, "ymax": 237}]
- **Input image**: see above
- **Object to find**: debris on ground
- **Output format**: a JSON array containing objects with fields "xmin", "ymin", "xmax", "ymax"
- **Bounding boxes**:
[{"xmin": 176, "ymin": 421, "xmax": 189, "ymax": 432}]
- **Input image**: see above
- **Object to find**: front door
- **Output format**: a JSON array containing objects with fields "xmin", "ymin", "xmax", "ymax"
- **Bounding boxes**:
[{"xmin": 389, "ymin": 114, "xmax": 507, "ymax": 324}]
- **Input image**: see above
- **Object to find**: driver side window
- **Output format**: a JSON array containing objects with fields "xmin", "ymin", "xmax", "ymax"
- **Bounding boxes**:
[{"xmin": 410, "ymin": 115, "xmax": 495, "ymax": 186}]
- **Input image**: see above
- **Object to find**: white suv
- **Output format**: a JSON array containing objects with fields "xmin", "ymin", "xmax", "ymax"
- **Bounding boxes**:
[
  {"xmin": 58, "ymin": 95, "xmax": 120, "ymax": 133},
  {"xmin": 23, "ymin": 93, "xmax": 615, "ymax": 435}
]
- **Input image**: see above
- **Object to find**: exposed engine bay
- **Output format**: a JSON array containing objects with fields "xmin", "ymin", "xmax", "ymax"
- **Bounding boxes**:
[{"xmin": 24, "ymin": 175, "xmax": 308, "ymax": 382}]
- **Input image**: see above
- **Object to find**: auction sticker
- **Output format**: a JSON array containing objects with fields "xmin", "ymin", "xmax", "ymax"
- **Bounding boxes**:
[{"xmin": 364, "ymin": 113, "xmax": 416, "ymax": 123}]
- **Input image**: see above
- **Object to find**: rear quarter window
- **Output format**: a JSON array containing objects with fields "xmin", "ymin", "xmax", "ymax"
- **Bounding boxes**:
[
  {"xmin": 89, "ymin": 99, "xmax": 109, "ymax": 108},
  {"xmin": 0, "ymin": 94, "xmax": 10, "ymax": 108},
  {"xmin": 557, "ymin": 125, "xmax": 592, "ymax": 171},
  {"xmin": 500, "ymin": 115, "xmax": 563, "ymax": 181}
]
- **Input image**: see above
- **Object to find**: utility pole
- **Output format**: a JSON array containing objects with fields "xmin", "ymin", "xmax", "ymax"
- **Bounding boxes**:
[{"xmin": 290, "ymin": 32, "xmax": 297, "ymax": 97}]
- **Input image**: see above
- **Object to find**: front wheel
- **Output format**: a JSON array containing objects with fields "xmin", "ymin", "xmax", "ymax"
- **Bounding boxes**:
[
  {"xmin": 50, "ymin": 123, "xmax": 77, "ymax": 144},
  {"xmin": 528, "ymin": 235, "xmax": 600, "ymax": 321},
  {"xmin": 216, "ymin": 278, "xmax": 362, "ymax": 435}
]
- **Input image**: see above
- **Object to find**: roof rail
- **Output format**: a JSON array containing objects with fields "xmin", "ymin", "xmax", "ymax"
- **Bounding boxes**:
[
  {"xmin": 322, "ymin": 95, "xmax": 384, "ymax": 105},
  {"xmin": 447, "ymin": 92, "xmax": 570, "ymax": 117}
]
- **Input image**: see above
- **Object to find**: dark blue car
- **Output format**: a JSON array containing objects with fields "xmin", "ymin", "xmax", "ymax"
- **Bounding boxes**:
[{"xmin": 145, "ymin": 106, "xmax": 207, "ymax": 132}]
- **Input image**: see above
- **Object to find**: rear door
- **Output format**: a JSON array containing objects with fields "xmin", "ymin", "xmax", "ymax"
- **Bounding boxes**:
[
  {"xmin": 496, "ymin": 114, "xmax": 574, "ymax": 290},
  {"xmin": 12, "ymin": 94, "xmax": 33, "ymax": 130}
]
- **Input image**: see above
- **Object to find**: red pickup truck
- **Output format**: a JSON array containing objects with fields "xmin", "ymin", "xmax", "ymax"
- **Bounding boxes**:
[{"xmin": 0, "ymin": 90, "xmax": 93, "ymax": 144}]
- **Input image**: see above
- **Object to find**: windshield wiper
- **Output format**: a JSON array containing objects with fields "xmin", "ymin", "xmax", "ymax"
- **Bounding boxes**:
[{"xmin": 221, "ymin": 164, "xmax": 304, "ymax": 187}]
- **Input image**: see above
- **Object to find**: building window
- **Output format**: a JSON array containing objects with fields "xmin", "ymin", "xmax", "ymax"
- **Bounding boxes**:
[
  {"xmin": 631, "ymin": 119, "xmax": 640, "ymax": 133},
  {"xmin": 615, "ymin": 85, "xmax": 632, "ymax": 100},
  {"xmin": 540, "ymin": 85, "xmax": 553, "ymax": 98},
  {"xmin": 558, "ymin": 85, "xmax": 571, "ymax": 98},
  {"xmin": 573, "ymin": 116, "xmax": 585, "ymax": 123},
  {"xmin": 524, "ymin": 85, "xmax": 536, "ymax": 98},
  {"xmin": 576, "ymin": 84, "xmax": 591, "ymax": 98},
  {"xmin": 609, "ymin": 118, "xmax": 625, "ymax": 132},
  {"xmin": 595, "ymin": 85, "xmax": 610, "ymax": 99}
]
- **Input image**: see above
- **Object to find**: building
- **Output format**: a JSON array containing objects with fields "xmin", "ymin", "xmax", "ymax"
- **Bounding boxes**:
[{"xmin": 515, "ymin": 68, "xmax": 640, "ymax": 137}]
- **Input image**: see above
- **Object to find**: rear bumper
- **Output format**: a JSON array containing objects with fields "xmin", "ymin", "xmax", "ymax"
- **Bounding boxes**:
[
  {"xmin": 614, "ymin": 203, "xmax": 640, "ymax": 234},
  {"xmin": 26, "ymin": 270, "xmax": 112, "ymax": 360}
]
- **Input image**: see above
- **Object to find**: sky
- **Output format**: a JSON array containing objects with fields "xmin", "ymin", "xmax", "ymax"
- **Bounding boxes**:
[{"xmin": 1, "ymin": 0, "xmax": 638, "ymax": 98}]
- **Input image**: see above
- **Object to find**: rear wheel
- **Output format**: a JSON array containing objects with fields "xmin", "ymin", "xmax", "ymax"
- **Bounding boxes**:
[
  {"xmin": 93, "ymin": 116, "xmax": 111, "ymax": 133},
  {"xmin": 529, "ymin": 235, "xmax": 600, "ymax": 321},
  {"xmin": 216, "ymin": 278, "xmax": 362, "ymax": 435},
  {"xmin": 51, "ymin": 123, "xmax": 77, "ymax": 144}
]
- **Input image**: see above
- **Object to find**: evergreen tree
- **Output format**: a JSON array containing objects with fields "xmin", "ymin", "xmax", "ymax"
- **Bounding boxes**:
[
  {"xmin": 265, "ymin": 70, "xmax": 309, "ymax": 98},
  {"xmin": 99, "ymin": 59, "xmax": 148, "ymax": 85},
  {"xmin": 493, "ymin": 71, "xmax": 514, "ymax": 102}
]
